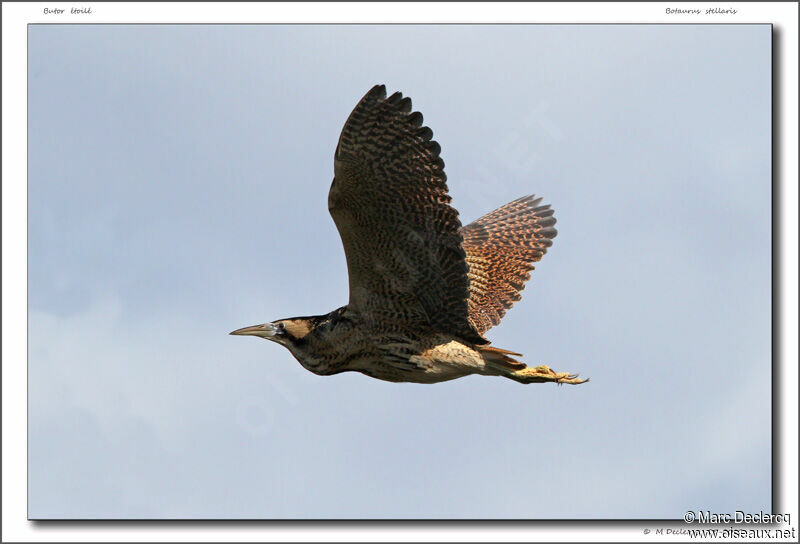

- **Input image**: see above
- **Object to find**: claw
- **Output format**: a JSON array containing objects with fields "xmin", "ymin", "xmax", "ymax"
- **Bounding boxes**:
[{"xmin": 557, "ymin": 374, "xmax": 589, "ymax": 385}]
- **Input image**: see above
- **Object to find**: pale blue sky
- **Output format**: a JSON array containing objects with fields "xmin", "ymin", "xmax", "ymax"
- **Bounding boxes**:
[{"xmin": 28, "ymin": 24, "xmax": 771, "ymax": 519}]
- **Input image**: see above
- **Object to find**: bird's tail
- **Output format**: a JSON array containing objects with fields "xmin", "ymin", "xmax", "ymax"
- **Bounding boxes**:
[{"xmin": 478, "ymin": 345, "xmax": 526, "ymax": 371}]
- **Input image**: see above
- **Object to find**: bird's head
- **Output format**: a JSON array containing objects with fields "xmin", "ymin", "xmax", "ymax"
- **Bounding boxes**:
[
  {"xmin": 229, "ymin": 318, "xmax": 313, "ymax": 348},
  {"xmin": 230, "ymin": 309, "xmax": 348, "ymax": 375}
]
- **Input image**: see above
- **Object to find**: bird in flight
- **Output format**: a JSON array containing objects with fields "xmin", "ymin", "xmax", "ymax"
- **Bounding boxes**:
[{"xmin": 232, "ymin": 85, "xmax": 586, "ymax": 385}]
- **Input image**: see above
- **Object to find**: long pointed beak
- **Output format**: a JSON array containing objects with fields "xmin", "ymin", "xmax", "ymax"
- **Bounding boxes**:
[{"xmin": 230, "ymin": 322, "xmax": 278, "ymax": 338}]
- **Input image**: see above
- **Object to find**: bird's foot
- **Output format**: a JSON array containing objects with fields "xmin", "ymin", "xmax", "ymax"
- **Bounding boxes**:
[{"xmin": 509, "ymin": 365, "xmax": 589, "ymax": 385}]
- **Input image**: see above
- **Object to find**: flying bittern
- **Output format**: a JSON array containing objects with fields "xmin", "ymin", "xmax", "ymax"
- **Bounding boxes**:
[{"xmin": 232, "ymin": 85, "xmax": 587, "ymax": 386}]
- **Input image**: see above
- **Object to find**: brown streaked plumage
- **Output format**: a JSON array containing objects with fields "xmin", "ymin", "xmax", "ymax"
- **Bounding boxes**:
[
  {"xmin": 462, "ymin": 195, "xmax": 558, "ymax": 334},
  {"xmin": 231, "ymin": 85, "xmax": 587, "ymax": 385}
]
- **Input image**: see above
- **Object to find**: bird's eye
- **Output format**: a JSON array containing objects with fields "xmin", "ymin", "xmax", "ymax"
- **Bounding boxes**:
[{"xmin": 277, "ymin": 323, "xmax": 286, "ymax": 335}]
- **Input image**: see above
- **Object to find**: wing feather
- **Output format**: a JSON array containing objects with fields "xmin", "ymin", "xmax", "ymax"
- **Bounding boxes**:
[
  {"xmin": 461, "ymin": 195, "xmax": 557, "ymax": 334},
  {"xmin": 330, "ymin": 85, "xmax": 486, "ymax": 344}
]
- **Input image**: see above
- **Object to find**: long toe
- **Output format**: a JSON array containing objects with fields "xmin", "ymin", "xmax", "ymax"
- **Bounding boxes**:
[{"xmin": 556, "ymin": 374, "xmax": 589, "ymax": 385}]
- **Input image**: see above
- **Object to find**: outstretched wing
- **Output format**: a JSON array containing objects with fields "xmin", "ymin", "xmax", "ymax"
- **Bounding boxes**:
[
  {"xmin": 460, "ymin": 195, "xmax": 557, "ymax": 335},
  {"xmin": 329, "ymin": 85, "xmax": 486, "ymax": 344}
]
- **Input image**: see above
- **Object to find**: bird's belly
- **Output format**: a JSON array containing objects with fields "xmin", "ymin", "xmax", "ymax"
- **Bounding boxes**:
[{"xmin": 357, "ymin": 340, "xmax": 488, "ymax": 384}]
